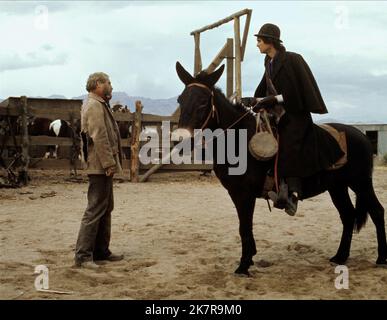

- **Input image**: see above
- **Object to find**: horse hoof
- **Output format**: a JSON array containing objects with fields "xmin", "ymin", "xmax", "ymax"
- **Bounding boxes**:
[
  {"xmin": 234, "ymin": 266, "xmax": 250, "ymax": 277},
  {"xmin": 376, "ymin": 257, "xmax": 387, "ymax": 266},
  {"xmin": 329, "ymin": 255, "xmax": 348, "ymax": 265}
]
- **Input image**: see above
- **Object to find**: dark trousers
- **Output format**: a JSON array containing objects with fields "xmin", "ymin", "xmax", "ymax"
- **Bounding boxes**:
[{"xmin": 75, "ymin": 174, "xmax": 114, "ymax": 263}]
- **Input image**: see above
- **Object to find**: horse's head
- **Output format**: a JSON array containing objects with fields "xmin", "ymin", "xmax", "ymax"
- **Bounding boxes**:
[{"xmin": 175, "ymin": 62, "xmax": 224, "ymax": 136}]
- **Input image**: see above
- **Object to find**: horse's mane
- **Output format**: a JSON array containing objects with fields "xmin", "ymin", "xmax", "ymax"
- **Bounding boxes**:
[{"xmin": 213, "ymin": 87, "xmax": 255, "ymax": 118}]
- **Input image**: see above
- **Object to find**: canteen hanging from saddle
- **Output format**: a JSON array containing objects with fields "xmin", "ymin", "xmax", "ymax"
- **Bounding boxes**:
[{"xmin": 248, "ymin": 110, "xmax": 278, "ymax": 161}]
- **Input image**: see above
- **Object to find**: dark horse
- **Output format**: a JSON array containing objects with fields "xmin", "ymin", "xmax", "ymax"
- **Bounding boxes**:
[{"xmin": 175, "ymin": 61, "xmax": 387, "ymax": 276}]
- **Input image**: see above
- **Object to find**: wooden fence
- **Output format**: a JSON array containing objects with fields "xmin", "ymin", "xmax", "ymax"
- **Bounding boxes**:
[{"xmin": 0, "ymin": 96, "xmax": 212, "ymax": 182}]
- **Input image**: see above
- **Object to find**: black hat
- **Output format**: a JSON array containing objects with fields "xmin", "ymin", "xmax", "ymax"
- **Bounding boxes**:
[{"xmin": 254, "ymin": 23, "xmax": 282, "ymax": 42}]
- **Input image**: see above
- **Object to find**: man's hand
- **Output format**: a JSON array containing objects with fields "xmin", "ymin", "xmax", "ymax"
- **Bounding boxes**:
[
  {"xmin": 252, "ymin": 95, "xmax": 278, "ymax": 112},
  {"xmin": 105, "ymin": 165, "xmax": 116, "ymax": 177},
  {"xmin": 241, "ymin": 97, "xmax": 259, "ymax": 108}
]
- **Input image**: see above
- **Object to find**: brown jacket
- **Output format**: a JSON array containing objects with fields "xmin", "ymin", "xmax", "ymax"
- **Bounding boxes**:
[{"xmin": 80, "ymin": 93, "xmax": 123, "ymax": 175}]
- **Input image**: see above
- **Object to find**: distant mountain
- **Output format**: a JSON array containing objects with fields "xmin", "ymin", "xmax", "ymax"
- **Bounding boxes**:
[
  {"xmin": 314, "ymin": 117, "xmax": 386, "ymax": 125},
  {"xmin": 0, "ymin": 93, "xmax": 178, "ymax": 115},
  {"xmin": 72, "ymin": 91, "xmax": 179, "ymax": 116},
  {"xmin": 2, "ymin": 95, "xmax": 69, "ymax": 100},
  {"xmin": 47, "ymin": 94, "xmax": 67, "ymax": 99},
  {"xmin": 315, "ymin": 118, "xmax": 341, "ymax": 124}
]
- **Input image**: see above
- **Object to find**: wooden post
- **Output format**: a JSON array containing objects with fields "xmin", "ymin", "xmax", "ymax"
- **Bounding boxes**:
[
  {"xmin": 240, "ymin": 10, "xmax": 252, "ymax": 61},
  {"xmin": 190, "ymin": 9, "xmax": 252, "ymax": 99},
  {"xmin": 190, "ymin": 8, "xmax": 251, "ymax": 35},
  {"xmin": 234, "ymin": 17, "xmax": 242, "ymax": 102},
  {"xmin": 206, "ymin": 41, "xmax": 228, "ymax": 74},
  {"xmin": 194, "ymin": 32, "xmax": 202, "ymax": 76},
  {"xmin": 20, "ymin": 96, "xmax": 29, "ymax": 184},
  {"xmin": 226, "ymin": 38, "xmax": 234, "ymax": 98},
  {"xmin": 139, "ymin": 148, "xmax": 179, "ymax": 183},
  {"xmin": 69, "ymin": 112, "xmax": 79, "ymax": 176},
  {"xmin": 130, "ymin": 101, "xmax": 143, "ymax": 182}
]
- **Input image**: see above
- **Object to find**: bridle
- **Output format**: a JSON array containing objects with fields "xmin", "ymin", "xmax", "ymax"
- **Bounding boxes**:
[
  {"xmin": 186, "ymin": 82, "xmax": 219, "ymax": 130},
  {"xmin": 186, "ymin": 82, "xmax": 252, "ymax": 132}
]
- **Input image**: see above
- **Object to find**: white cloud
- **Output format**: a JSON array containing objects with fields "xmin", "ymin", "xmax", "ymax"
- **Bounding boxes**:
[
  {"xmin": 0, "ymin": 49, "xmax": 68, "ymax": 72},
  {"xmin": 371, "ymin": 69, "xmax": 387, "ymax": 77}
]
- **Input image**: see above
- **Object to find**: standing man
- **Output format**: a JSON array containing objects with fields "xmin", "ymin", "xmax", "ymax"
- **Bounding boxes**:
[
  {"xmin": 252, "ymin": 23, "xmax": 344, "ymax": 215},
  {"xmin": 74, "ymin": 72, "xmax": 124, "ymax": 268}
]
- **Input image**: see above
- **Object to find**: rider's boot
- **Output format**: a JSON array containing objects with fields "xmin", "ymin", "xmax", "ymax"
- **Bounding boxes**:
[{"xmin": 268, "ymin": 178, "xmax": 300, "ymax": 216}]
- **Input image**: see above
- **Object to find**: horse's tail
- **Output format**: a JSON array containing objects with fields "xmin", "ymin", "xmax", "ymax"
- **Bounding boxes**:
[
  {"xmin": 336, "ymin": 123, "xmax": 377, "ymax": 233},
  {"xmin": 354, "ymin": 189, "xmax": 369, "ymax": 233},
  {"xmin": 354, "ymin": 177, "xmax": 383, "ymax": 233}
]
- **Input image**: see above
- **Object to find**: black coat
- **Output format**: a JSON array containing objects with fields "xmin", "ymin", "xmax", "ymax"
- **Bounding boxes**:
[{"xmin": 254, "ymin": 49, "xmax": 344, "ymax": 178}]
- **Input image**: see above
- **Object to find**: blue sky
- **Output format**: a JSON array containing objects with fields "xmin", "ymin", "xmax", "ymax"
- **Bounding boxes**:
[{"xmin": 1, "ymin": 1, "xmax": 387, "ymax": 122}]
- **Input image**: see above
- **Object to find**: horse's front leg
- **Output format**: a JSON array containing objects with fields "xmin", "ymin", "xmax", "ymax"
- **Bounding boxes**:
[{"xmin": 229, "ymin": 190, "xmax": 257, "ymax": 276}]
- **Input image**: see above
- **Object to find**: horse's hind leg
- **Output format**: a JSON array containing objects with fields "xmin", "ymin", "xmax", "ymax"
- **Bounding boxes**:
[
  {"xmin": 351, "ymin": 179, "xmax": 387, "ymax": 265},
  {"xmin": 228, "ymin": 190, "xmax": 257, "ymax": 276},
  {"xmin": 368, "ymin": 192, "xmax": 387, "ymax": 265},
  {"xmin": 328, "ymin": 186, "xmax": 356, "ymax": 264}
]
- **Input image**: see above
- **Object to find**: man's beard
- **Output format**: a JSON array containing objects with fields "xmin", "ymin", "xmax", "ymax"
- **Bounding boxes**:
[{"xmin": 104, "ymin": 90, "xmax": 112, "ymax": 101}]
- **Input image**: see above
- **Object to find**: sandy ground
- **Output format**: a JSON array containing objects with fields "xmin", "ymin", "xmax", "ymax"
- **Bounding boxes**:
[{"xmin": 1, "ymin": 167, "xmax": 387, "ymax": 300}]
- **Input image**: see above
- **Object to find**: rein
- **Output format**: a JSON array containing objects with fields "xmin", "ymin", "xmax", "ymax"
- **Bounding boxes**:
[{"xmin": 186, "ymin": 83, "xmax": 251, "ymax": 132}]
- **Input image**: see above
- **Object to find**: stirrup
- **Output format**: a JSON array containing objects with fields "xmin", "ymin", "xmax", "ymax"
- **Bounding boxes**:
[
  {"xmin": 285, "ymin": 193, "xmax": 298, "ymax": 216},
  {"xmin": 268, "ymin": 191, "xmax": 287, "ymax": 209}
]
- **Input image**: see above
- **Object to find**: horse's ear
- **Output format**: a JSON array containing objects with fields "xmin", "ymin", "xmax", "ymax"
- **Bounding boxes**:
[
  {"xmin": 176, "ymin": 61, "xmax": 194, "ymax": 85},
  {"xmin": 206, "ymin": 64, "xmax": 225, "ymax": 87}
]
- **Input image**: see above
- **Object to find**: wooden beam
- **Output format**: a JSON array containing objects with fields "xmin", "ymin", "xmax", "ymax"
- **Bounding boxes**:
[
  {"xmin": 3, "ymin": 136, "xmax": 73, "ymax": 147},
  {"xmin": 226, "ymin": 38, "xmax": 234, "ymax": 98},
  {"xmin": 2, "ymin": 157, "xmax": 212, "ymax": 172},
  {"xmin": 140, "ymin": 164, "xmax": 213, "ymax": 171},
  {"xmin": 141, "ymin": 113, "xmax": 179, "ymax": 123},
  {"xmin": 190, "ymin": 8, "xmax": 251, "ymax": 35},
  {"xmin": 113, "ymin": 113, "xmax": 178, "ymax": 123},
  {"xmin": 6, "ymin": 97, "xmax": 82, "ymax": 111},
  {"xmin": 240, "ymin": 10, "xmax": 252, "ymax": 61},
  {"xmin": 139, "ymin": 147, "xmax": 178, "ymax": 183},
  {"xmin": 0, "ymin": 106, "xmax": 80, "ymax": 121},
  {"xmin": 6, "ymin": 135, "xmax": 103, "ymax": 148},
  {"xmin": 234, "ymin": 17, "xmax": 242, "ymax": 101},
  {"xmin": 194, "ymin": 33, "xmax": 202, "ymax": 75},
  {"xmin": 111, "ymin": 112, "xmax": 134, "ymax": 122},
  {"xmin": 120, "ymin": 138, "xmax": 131, "ymax": 148},
  {"xmin": 130, "ymin": 101, "xmax": 143, "ymax": 182},
  {"xmin": 28, "ymin": 159, "xmax": 82, "ymax": 170},
  {"xmin": 0, "ymin": 105, "xmax": 179, "ymax": 124},
  {"xmin": 206, "ymin": 41, "xmax": 228, "ymax": 74},
  {"xmin": 20, "ymin": 96, "xmax": 30, "ymax": 184}
]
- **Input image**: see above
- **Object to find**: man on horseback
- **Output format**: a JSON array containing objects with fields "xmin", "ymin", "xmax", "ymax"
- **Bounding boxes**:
[{"xmin": 251, "ymin": 23, "xmax": 344, "ymax": 216}]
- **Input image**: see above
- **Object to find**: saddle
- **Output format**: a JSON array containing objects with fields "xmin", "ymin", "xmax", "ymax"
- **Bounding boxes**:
[
  {"xmin": 261, "ymin": 123, "xmax": 348, "ymax": 199},
  {"xmin": 318, "ymin": 124, "xmax": 347, "ymax": 170}
]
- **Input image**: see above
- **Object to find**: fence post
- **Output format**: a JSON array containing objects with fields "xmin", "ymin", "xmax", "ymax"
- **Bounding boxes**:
[
  {"xmin": 20, "ymin": 96, "xmax": 30, "ymax": 184},
  {"xmin": 130, "ymin": 100, "xmax": 143, "ymax": 182},
  {"xmin": 69, "ymin": 112, "xmax": 79, "ymax": 176},
  {"xmin": 234, "ymin": 17, "xmax": 242, "ymax": 102},
  {"xmin": 226, "ymin": 38, "xmax": 234, "ymax": 98},
  {"xmin": 194, "ymin": 32, "xmax": 202, "ymax": 76}
]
